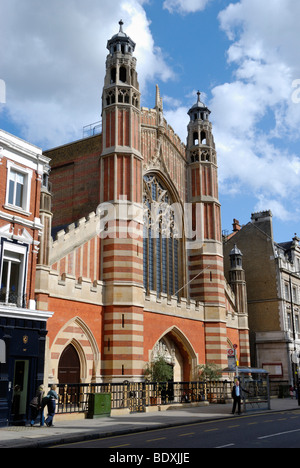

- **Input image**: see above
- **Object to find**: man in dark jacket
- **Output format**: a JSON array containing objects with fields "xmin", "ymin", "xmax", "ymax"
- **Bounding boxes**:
[{"xmin": 231, "ymin": 379, "xmax": 249, "ymax": 415}]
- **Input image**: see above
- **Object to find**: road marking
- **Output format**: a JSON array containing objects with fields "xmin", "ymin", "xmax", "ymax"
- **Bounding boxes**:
[
  {"xmin": 147, "ymin": 437, "xmax": 166, "ymax": 443},
  {"xmin": 258, "ymin": 428, "xmax": 300, "ymax": 440},
  {"xmin": 178, "ymin": 432, "xmax": 195, "ymax": 437},
  {"xmin": 110, "ymin": 443, "xmax": 131, "ymax": 448},
  {"xmin": 216, "ymin": 443, "xmax": 235, "ymax": 448},
  {"xmin": 204, "ymin": 428, "xmax": 219, "ymax": 432}
]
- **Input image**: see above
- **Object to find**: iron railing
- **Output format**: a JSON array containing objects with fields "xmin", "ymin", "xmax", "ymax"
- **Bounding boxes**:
[{"xmin": 52, "ymin": 380, "xmax": 233, "ymax": 415}]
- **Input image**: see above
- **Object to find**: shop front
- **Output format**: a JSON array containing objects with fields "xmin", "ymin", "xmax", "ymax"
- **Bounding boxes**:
[{"xmin": 0, "ymin": 307, "xmax": 53, "ymax": 426}]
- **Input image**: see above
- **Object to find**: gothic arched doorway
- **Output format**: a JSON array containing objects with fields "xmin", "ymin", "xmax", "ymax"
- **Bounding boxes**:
[
  {"xmin": 58, "ymin": 344, "xmax": 80, "ymax": 384},
  {"xmin": 152, "ymin": 327, "xmax": 198, "ymax": 381}
]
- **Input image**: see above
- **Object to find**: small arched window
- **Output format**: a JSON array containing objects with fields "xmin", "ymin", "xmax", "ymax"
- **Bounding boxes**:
[
  {"xmin": 120, "ymin": 66, "xmax": 127, "ymax": 83},
  {"xmin": 111, "ymin": 68, "xmax": 116, "ymax": 84},
  {"xmin": 201, "ymin": 131, "xmax": 207, "ymax": 145}
]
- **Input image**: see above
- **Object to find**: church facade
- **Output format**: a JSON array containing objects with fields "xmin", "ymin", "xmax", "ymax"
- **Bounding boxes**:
[{"xmin": 37, "ymin": 22, "xmax": 251, "ymax": 385}]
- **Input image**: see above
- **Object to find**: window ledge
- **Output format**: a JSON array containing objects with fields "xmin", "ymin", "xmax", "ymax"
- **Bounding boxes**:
[{"xmin": 3, "ymin": 204, "xmax": 31, "ymax": 217}]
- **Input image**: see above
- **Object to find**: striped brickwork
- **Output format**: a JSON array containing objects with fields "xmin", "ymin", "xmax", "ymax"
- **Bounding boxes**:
[
  {"xmin": 49, "ymin": 315, "xmax": 100, "ymax": 383},
  {"xmin": 204, "ymin": 321, "xmax": 228, "ymax": 367},
  {"xmin": 186, "ymin": 97, "xmax": 232, "ymax": 369},
  {"xmin": 188, "ymin": 253, "xmax": 226, "ymax": 306},
  {"xmin": 51, "ymin": 235, "xmax": 101, "ymax": 283},
  {"xmin": 100, "ymin": 31, "xmax": 145, "ymax": 380},
  {"xmin": 102, "ymin": 305, "xmax": 144, "ymax": 378}
]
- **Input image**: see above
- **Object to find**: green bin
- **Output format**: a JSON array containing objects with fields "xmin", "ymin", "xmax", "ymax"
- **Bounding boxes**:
[{"xmin": 87, "ymin": 393, "xmax": 111, "ymax": 419}]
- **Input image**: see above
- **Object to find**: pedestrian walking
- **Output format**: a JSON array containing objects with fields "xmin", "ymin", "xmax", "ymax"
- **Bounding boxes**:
[
  {"xmin": 231, "ymin": 379, "xmax": 249, "ymax": 415},
  {"xmin": 45, "ymin": 385, "xmax": 58, "ymax": 427},
  {"xmin": 29, "ymin": 385, "xmax": 44, "ymax": 426}
]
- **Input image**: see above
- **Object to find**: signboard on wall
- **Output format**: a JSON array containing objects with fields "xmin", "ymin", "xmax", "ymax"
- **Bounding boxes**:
[
  {"xmin": 262, "ymin": 363, "xmax": 283, "ymax": 377},
  {"xmin": 227, "ymin": 348, "xmax": 236, "ymax": 371}
]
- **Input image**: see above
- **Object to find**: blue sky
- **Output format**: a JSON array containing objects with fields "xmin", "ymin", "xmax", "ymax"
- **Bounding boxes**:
[{"xmin": 1, "ymin": 0, "xmax": 300, "ymax": 243}]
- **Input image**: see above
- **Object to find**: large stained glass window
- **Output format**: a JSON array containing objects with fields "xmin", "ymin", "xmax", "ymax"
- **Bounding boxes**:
[{"xmin": 143, "ymin": 174, "xmax": 180, "ymax": 297}]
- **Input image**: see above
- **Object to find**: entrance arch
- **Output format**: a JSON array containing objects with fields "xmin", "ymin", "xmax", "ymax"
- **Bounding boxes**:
[
  {"xmin": 58, "ymin": 344, "xmax": 80, "ymax": 384},
  {"xmin": 151, "ymin": 327, "xmax": 198, "ymax": 381},
  {"xmin": 50, "ymin": 316, "xmax": 101, "ymax": 384}
]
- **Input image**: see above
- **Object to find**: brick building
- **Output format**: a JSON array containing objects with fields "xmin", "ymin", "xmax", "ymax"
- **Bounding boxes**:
[
  {"xmin": 0, "ymin": 129, "xmax": 53, "ymax": 426},
  {"xmin": 224, "ymin": 211, "xmax": 300, "ymax": 385},
  {"xmin": 39, "ymin": 22, "xmax": 250, "ymax": 385}
]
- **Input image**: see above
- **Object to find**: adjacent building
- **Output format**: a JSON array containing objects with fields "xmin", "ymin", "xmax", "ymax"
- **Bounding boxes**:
[
  {"xmin": 0, "ymin": 130, "xmax": 53, "ymax": 426},
  {"xmin": 224, "ymin": 211, "xmax": 300, "ymax": 385}
]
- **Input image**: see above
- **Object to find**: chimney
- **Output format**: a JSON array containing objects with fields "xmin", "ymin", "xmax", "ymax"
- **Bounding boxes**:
[
  {"xmin": 232, "ymin": 219, "xmax": 241, "ymax": 232},
  {"xmin": 251, "ymin": 210, "xmax": 273, "ymax": 238}
]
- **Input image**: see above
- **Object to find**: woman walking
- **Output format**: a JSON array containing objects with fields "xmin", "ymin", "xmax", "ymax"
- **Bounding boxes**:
[{"xmin": 45, "ymin": 385, "xmax": 58, "ymax": 427}]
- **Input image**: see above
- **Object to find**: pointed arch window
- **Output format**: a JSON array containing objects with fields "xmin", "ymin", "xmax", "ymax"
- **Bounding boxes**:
[{"xmin": 143, "ymin": 174, "xmax": 180, "ymax": 298}]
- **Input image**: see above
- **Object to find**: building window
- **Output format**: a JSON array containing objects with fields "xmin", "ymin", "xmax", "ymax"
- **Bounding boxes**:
[
  {"xmin": 110, "ymin": 67, "xmax": 116, "ymax": 84},
  {"xmin": 143, "ymin": 174, "xmax": 181, "ymax": 298},
  {"xmin": 119, "ymin": 66, "xmax": 127, "ymax": 83},
  {"xmin": 8, "ymin": 170, "xmax": 24, "ymax": 208},
  {"xmin": 293, "ymin": 286, "xmax": 298, "ymax": 304},
  {"xmin": 285, "ymin": 283, "xmax": 290, "ymax": 301},
  {"xmin": 295, "ymin": 315, "xmax": 299, "ymax": 334},
  {"xmin": 287, "ymin": 313, "xmax": 292, "ymax": 331},
  {"xmin": 0, "ymin": 242, "xmax": 27, "ymax": 307},
  {"xmin": 5, "ymin": 162, "xmax": 32, "ymax": 214}
]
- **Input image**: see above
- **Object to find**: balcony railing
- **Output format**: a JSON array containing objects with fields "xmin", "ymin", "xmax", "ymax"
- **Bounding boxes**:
[{"xmin": 83, "ymin": 121, "xmax": 102, "ymax": 139}]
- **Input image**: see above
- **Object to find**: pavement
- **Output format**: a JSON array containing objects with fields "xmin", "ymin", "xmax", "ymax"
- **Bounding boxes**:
[{"xmin": 0, "ymin": 398, "xmax": 299, "ymax": 448}]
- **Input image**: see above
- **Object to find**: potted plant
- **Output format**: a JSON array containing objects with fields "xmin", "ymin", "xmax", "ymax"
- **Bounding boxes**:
[{"xmin": 144, "ymin": 355, "xmax": 173, "ymax": 405}]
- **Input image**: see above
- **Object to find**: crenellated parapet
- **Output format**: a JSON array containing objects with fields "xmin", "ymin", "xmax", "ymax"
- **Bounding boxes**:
[{"xmin": 50, "ymin": 211, "xmax": 101, "ymax": 267}]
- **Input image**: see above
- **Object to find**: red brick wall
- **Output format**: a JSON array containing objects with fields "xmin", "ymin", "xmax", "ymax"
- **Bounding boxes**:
[
  {"xmin": 45, "ymin": 135, "xmax": 102, "ymax": 229},
  {"xmin": 46, "ymin": 297, "xmax": 103, "ymax": 349}
]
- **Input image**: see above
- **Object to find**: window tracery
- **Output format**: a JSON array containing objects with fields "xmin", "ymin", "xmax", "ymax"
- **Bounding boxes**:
[{"xmin": 143, "ymin": 174, "xmax": 180, "ymax": 298}]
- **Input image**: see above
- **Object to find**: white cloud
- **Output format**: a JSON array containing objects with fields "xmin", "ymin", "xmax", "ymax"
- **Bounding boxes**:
[
  {"xmin": 209, "ymin": 0, "xmax": 300, "ymax": 222},
  {"xmin": 162, "ymin": 91, "xmax": 203, "ymax": 143},
  {"xmin": 163, "ymin": 0, "xmax": 213, "ymax": 14},
  {"xmin": 164, "ymin": 106, "xmax": 189, "ymax": 143},
  {"xmin": 0, "ymin": 0, "xmax": 173, "ymax": 148},
  {"xmin": 159, "ymin": 0, "xmax": 300, "ymax": 225},
  {"xmin": 254, "ymin": 196, "xmax": 292, "ymax": 222}
]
